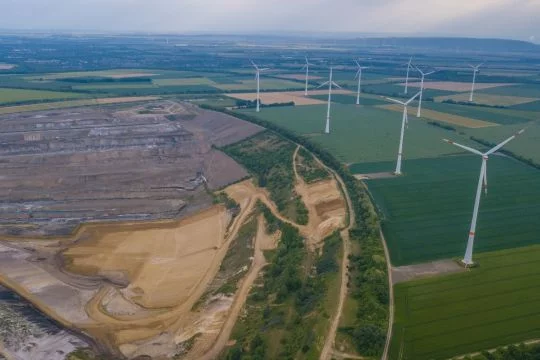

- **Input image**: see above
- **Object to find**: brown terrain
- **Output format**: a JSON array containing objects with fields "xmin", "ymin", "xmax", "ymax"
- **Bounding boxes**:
[
  {"xmin": 226, "ymin": 89, "xmax": 354, "ymax": 106},
  {"xmin": 0, "ymin": 107, "xmax": 351, "ymax": 359},
  {"xmin": 0, "ymin": 101, "xmax": 262, "ymax": 237}
]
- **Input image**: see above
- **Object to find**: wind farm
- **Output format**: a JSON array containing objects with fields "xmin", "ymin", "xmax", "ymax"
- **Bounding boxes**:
[{"xmin": 0, "ymin": 31, "xmax": 539, "ymax": 360}]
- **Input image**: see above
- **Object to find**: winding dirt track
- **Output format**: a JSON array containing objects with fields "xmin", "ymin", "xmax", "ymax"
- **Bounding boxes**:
[{"xmin": 316, "ymin": 149, "xmax": 355, "ymax": 360}]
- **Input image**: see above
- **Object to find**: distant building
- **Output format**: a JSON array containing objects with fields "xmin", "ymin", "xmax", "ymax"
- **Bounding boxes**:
[{"xmin": 24, "ymin": 133, "xmax": 42, "ymax": 142}]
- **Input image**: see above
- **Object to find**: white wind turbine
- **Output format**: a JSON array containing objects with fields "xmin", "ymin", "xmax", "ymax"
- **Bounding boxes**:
[
  {"xmin": 414, "ymin": 66, "xmax": 436, "ymax": 118},
  {"xmin": 403, "ymin": 56, "xmax": 414, "ymax": 94},
  {"xmin": 250, "ymin": 60, "xmax": 269, "ymax": 112},
  {"xmin": 317, "ymin": 67, "xmax": 342, "ymax": 134},
  {"xmin": 354, "ymin": 60, "xmax": 369, "ymax": 105},
  {"xmin": 385, "ymin": 91, "xmax": 422, "ymax": 175},
  {"xmin": 301, "ymin": 56, "xmax": 315, "ymax": 96},
  {"xmin": 444, "ymin": 128, "xmax": 525, "ymax": 266},
  {"xmin": 469, "ymin": 63, "xmax": 483, "ymax": 102}
]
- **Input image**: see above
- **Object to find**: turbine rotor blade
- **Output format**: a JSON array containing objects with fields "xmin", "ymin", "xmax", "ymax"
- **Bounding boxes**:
[
  {"xmin": 405, "ymin": 91, "xmax": 422, "ymax": 105},
  {"xmin": 317, "ymin": 81, "xmax": 330, "ymax": 89},
  {"xmin": 485, "ymin": 128, "xmax": 526, "ymax": 155},
  {"xmin": 483, "ymin": 162, "xmax": 488, "ymax": 194},
  {"xmin": 331, "ymin": 81, "xmax": 342, "ymax": 89},
  {"xmin": 385, "ymin": 97, "xmax": 407, "ymax": 106},
  {"xmin": 354, "ymin": 59, "xmax": 360, "ymax": 68},
  {"xmin": 443, "ymin": 139, "xmax": 484, "ymax": 156}
]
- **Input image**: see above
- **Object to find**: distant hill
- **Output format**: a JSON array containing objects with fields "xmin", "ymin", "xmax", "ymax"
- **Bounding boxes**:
[{"xmin": 342, "ymin": 37, "xmax": 540, "ymax": 53}]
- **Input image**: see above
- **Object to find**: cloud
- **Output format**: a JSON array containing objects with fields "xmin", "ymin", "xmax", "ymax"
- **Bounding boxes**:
[{"xmin": 0, "ymin": 0, "xmax": 539, "ymax": 40}]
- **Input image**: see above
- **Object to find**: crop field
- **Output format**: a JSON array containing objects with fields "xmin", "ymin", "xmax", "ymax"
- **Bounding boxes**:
[
  {"xmin": 479, "ymin": 83, "xmax": 540, "ymax": 98},
  {"xmin": 363, "ymin": 155, "xmax": 540, "ymax": 266},
  {"xmin": 423, "ymin": 102, "xmax": 533, "ymax": 125},
  {"xmin": 378, "ymin": 104, "xmax": 498, "ymax": 128},
  {"xmin": 0, "ymin": 88, "xmax": 85, "ymax": 105},
  {"xmin": 214, "ymin": 78, "xmax": 304, "ymax": 91},
  {"xmin": 364, "ymin": 83, "xmax": 457, "ymax": 99},
  {"xmin": 389, "ymin": 244, "xmax": 540, "ymax": 360},
  {"xmin": 238, "ymin": 104, "xmax": 470, "ymax": 164},
  {"xmin": 466, "ymin": 123, "xmax": 540, "ymax": 164},
  {"xmin": 435, "ymin": 93, "xmax": 538, "ymax": 106},
  {"xmin": 309, "ymin": 93, "xmax": 388, "ymax": 106},
  {"xmin": 511, "ymin": 99, "xmax": 540, "ymax": 111},
  {"xmin": 24, "ymin": 69, "xmax": 160, "ymax": 80},
  {"xmin": 226, "ymin": 91, "xmax": 326, "ymax": 106},
  {"xmin": 403, "ymin": 81, "xmax": 514, "ymax": 92},
  {"xmin": 0, "ymin": 96, "xmax": 160, "ymax": 114}
]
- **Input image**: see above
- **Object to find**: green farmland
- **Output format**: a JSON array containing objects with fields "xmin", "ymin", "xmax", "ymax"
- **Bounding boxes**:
[
  {"xmin": 238, "ymin": 104, "xmax": 470, "ymax": 164},
  {"xmin": 389, "ymin": 245, "xmax": 540, "ymax": 360},
  {"xmin": 0, "ymin": 88, "xmax": 85, "ymax": 105},
  {"xmin": 362, "ymin": 155, "xmax": 540, "ymax": 266}
]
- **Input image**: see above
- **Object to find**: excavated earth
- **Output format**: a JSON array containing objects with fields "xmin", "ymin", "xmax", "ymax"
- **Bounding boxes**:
[{"xmin": 0, "ymin": 101, "xmax": 262, "ymax": 237}]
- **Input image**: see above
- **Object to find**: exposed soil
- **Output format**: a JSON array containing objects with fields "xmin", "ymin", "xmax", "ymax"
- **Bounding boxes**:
[
  {"xmin": 226, "ymin": 89, "xmax": 354, "ymax": 106},
  {"xmin": 392, "ymin": 259, "xmax": 465, "ymax": 285},
  {"xmin": 0, "ymin": 101, "xmax": 262, "ymax": 237}
]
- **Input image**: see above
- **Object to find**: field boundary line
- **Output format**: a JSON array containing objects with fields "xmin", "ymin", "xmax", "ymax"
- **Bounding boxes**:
[{"xmin": 448, "ymin": 338, "xmax": 540, "ymax": 360}]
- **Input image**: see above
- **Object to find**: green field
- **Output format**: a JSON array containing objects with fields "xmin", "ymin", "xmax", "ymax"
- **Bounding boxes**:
[
  {"xmin": 363, "ymin": 155, "xmax": 540, "ymax": 266},
  {"xmin": 466, "ymin": 124, "xmax": 540, "ymax": 164},
  {"xmin": 309, "ymin": 93, "xmax": 388, "ymax": 106},
  {"xmin": 215, "ymin": 78, "xmax": 304, "ymax": 91},
  {"xmin": 423, "ymin": 102, "xmax": 532, "ymax": 125},
  {"xmin": 363, "ymin": 83, "xmax": 457, "ymax": 99},
  {"xmin": 479, "ymin": 84, "xmax": 540, "ymax": 98},
  {"xmin": 237, "ymin": 104, "xmax": 470, "ymax": 164},
  {"xmin": 0, "ymin": 88, "xmax": 84, "ymax": 104},
  {"xmin": 390, "ymin": 244, "xmax": 540, "ymax": 360}
]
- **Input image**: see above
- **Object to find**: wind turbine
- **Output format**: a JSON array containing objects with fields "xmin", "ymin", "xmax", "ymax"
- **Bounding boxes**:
[
  {"xmin": 414, "ymin": 66, "xmax": 436, "ymax": 118},
  {"xmin": 301, "ymin": 56, "xmax": 315, "ymax": 96},
  {"xmin": 354, "ymin": 60, "xmax": 369, "ymax": 105},
  {"xmin": 317, "ymin": 67, "xmax": 342, "ymax": 134},
  {"xmin": 403, "ymin": 57, "xmax": 414, "ymax": 95},
  {"xmin": 469, "ymin": 63, "xmax": 483, "ymax": 102},
  {"xmin": 385, "ymin": 91, "xmax": 422, "ymax": 175},
  {"xmin": 250, "ymin": 60, "xmax": 269, "ymax": 112},
  {"xmin": 443, "ymin": 129, "xmax": 526, "ymax": 266}
]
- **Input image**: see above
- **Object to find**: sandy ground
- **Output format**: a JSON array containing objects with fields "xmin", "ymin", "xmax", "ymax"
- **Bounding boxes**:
[
  {"xmin": 435, "ymin": 93, "xmax": 539, "ymax": 106},
  {"xmin": 392, "ymin": 259, "xmax": 464, "ymax": 284},
  {"xmin": 402, "ymin": 81, "xmax": 516, "ymax": 92},
  {"xmin": 379, "ymin": 104, "xmax": 498, "ymax": 128},
  {"xmin": 63, "ymin": 206, "xmax": 230, "ymax": 309},
  {"xmin": 0, "ymin": 64, "xmax": 15, "ymax": 70},
  {"xmin": 354, "ymin": 172, "xmax": 396, "ymax": 180},
  {"xmin": 293, "ymin": 146, "xmax": 347, "ymax": 248},
  {"xmin": 226, "ymin": 89, "xmax": 354, "ymax": 106}
]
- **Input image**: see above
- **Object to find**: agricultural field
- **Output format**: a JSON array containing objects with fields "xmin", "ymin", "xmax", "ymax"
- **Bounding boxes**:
[
  {"xmin": 309, "ymin": 93, "xmax": 388, "ymax": 106},
  {"xmin": 364, "ymin": 83, "xmax": 457, "ymax": 99},
  {"xmin": 466, "ymin": 123, "xmax": 540, "ymax": 164},
  {"xmin": 403, "ymin": 81, "xmax": 515, "ymax": 92},
  {"xmin": 478, "ymin": 83, "xmax": 540, "ymax": 98},
  {"xmin": 226, "ymin": 91, "xmax": 326, "ymax": 106},
  {"xmin": 361, "ymin": 155, "xmax": 540, "ymax": 266},
  {"xmin": 435, "ymin": 93, "xmax": 538, "ymax": 106},
  {"xmin": 389, "ymin": 244, "xmax": 540, "ymax": 360},
  {"xmin": 214, "ymin": 78, "xmax": 305, "ymax": 91},
  {"xmin": 237, "ymin": 104, "xmax": 472, "ymax": 164},
  {"xmin": 0, "ymin": 88, "xmax": 85, "ymax": 105},
  {"xmin": 379, "ymin": 104, "xmax": 498, "ymax": 128},
  {"xmin": 423, "ymin": 101, "xmax": 534, "ymax": 125}
]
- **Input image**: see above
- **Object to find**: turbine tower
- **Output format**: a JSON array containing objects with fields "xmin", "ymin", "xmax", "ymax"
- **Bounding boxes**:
[
  {"xmin": 301, "ymin": 56, "xmax": 315, "ymax": 96},
  {"xmin": 250, "ymin": 60, "xmax": 269, "ymax": 112},
  {"xmin": 317, "ymin": 67, "xmax": 341, "ymax": 134},
  {"xmin": 385, "ymin": 91, "xmax": 422, "ymax": 175},
  {"xmin": 404, "ymin": 56, "xmax": 413, "ymax": 94},
  {"xmin": 414, "ymin": 66, "xmax": 435, "ymax": 118},
  {"xmin": 444, "ymin": 129, "xmax": 525, "ymax": 266},
  {"xmin": 354, "ymin": 60, "xmax": 369, "ymax": 105},
  {"xmin": 469, "ymin": 63, "xmax": 483, "ymax": 102}
]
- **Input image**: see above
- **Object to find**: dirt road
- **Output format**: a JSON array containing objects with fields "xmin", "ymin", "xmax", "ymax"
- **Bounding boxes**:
[
  {"xmin": 313, "ymin": 150, "xmax": 355, "ymax": 360},
  {"xmin": 197, "ymin": 216, "xmax": 274, "ymax": 360},
  {"xmin": 379, "ymin": 229, "xmax": 394, "ymax": 360}
]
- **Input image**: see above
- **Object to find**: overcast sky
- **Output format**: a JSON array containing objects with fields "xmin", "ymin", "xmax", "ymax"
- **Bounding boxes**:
[{"xmin": 1, "ymin": 0, "xmax": 539, "ymax": 41}]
